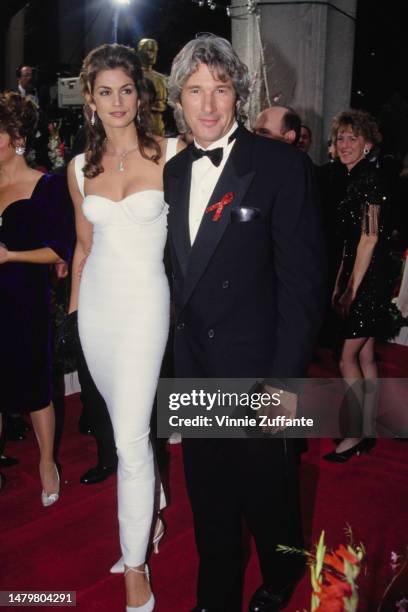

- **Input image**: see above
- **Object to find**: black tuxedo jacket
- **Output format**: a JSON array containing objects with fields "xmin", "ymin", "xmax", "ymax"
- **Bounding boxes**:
[{"xmin": 164, "ymin": 125, "xmax": 326, "ymax": 380}]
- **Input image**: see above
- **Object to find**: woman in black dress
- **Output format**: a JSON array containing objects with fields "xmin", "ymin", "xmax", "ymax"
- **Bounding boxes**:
[
  {"xmin": 324, "ymin": 110, "xmax": 389, "ymax": 462},
  {"xmin": 0, "ymin": 92, "xmax": 74, "ymax": 500}
]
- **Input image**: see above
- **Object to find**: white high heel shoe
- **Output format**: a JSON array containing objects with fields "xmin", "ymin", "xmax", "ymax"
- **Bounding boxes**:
[
  {"xmin": 110, "ymin": 556, "xmax": 125, "ymax": 574},
  {"xmin": 41, "ymin": 464, "xmax": 60, "ymax": 507},
  {"xmin": 125, "ymin": 564, "xmax": 154, "ymax": 612},
  {"xmin": 111, "ymin": 516, "xmax": 165, "ymax": 574},
  {"xmin": 152, "ymin": 515, "xmax": 165, "ymax": 555}
]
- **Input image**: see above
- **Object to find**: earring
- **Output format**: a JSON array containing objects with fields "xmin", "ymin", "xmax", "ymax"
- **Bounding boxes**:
[
  {"xmin": 15, "ymin": 145, "xmax": 26, "ymax": 156},
  {"xmin": 90, "ymin": 110, "xmax": 96, "ymax": 126},
  {"xmin": 364, "ymin": 146, "xmax": 370, "ymax": 156}
]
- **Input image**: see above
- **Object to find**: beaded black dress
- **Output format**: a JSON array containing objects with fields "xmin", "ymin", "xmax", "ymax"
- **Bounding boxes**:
[{"xmin": 336, "ymin": 158, "xmax": 390, "ymax": 339}]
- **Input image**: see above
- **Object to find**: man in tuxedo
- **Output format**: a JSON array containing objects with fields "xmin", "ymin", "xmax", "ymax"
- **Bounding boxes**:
[
  {"xmin": 164, "ymin": 35, "xmax": 326, "ymax": 612},
  {"xmin": 16, "ymin": 65, "xmax": 39, "ymax": 105}
]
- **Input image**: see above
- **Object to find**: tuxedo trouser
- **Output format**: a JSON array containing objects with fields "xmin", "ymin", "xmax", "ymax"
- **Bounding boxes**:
[
  {"xmin": 182, "ymin": 437, "xmax": 304, "ymax": 610},
  {"xmin": 76, "ymin": 338, "xmax": 117, "ymax": 467}
]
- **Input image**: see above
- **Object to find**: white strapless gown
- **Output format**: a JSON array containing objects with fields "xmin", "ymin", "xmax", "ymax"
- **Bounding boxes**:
[{"xmin": 74, "ymin": 148, "xmax": 175, "ymax": 567}]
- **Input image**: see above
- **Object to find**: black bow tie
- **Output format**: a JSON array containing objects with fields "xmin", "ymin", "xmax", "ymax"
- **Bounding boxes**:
[
  {"xmin": 191, "ymin": 146, "xmax": 223, "ymax": 167},
  {"xmin": 190, "ymin": 127, "xmax": 239, "ymax": 167}
]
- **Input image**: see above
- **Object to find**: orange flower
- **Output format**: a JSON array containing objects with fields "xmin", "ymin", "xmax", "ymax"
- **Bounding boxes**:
[
  {"xmin": 316, "ymin": 599, "xmax": 343, "ymax": 612},
  {"xmin": 317, "ymin": 581, "xmax": 353, "ymax": 611},
  {"xmin": 325, "ymin": 573, "xmax": 347, "ymax": 588},
  {"xmin": 322, "ymin": 577, "xmax": 353, "ymax": 597},
  {"xmin": 324, "ymin": 552, "xmax": 344, "ymax": 574},
  {"xmin": 336, "ymin": 544, "xmax": 359, "ymax": 565}
]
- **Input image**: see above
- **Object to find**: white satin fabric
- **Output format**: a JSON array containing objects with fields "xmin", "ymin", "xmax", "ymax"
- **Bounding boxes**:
[{"xmin": 74, "ymin": 139, "xmax": 177, "ymax": 565}]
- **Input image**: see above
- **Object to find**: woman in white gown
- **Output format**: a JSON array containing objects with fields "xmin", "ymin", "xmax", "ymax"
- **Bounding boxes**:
[{"xmin": 67, "ymin": 44, "xmax": 183, "ymax": 611}]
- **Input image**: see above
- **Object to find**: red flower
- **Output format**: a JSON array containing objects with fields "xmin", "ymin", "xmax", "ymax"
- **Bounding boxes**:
[
  {"xmin": 324, "ymin": 552, "xmax": 344, "ymax": 574},
  {"xmin": 317, "ymin": 582, "xmax": 353, "ymax": 611},
  {"xmin": 325, "ymin": 573, "xmax": 353, "ymax": 594},
  {"xmin": 315, "ymin": 571, "xmax": 353, "ymax": 611},
  {"xmin": 316, "ymin": 598, "xmax": 343, "ymax": 612},
  {"xmin": 335, "ymin": 544, "xmax": 359, "ymax": 565}
]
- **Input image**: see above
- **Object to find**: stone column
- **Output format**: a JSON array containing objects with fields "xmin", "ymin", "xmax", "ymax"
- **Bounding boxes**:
[
  {"xmin": 4, "ymin": 8, "xmax": 25, "ymax": 90},
  {"xmin": 231, "ymin": 0, "xmax": 357, "ymax": 163},
  {"xmin": 84, "ymin": 0, "xmax": 116, "ymax": 54}
]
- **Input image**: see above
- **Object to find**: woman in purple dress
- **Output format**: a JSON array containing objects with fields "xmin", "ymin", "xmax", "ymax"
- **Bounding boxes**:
[{"xmin": 0, "ymin": 92, "xmax": 74, "ymax": 503}]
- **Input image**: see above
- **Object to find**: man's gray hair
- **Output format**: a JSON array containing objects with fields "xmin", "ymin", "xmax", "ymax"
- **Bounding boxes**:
[{"xmin": 168, "ymin": 35, "xmax": 251, "ymax": 134}]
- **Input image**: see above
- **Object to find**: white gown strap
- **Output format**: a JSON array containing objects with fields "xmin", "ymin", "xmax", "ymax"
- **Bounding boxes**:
[
  {"xmin": 74, "ymin": 153, "xmax": 86, "ymax": 198},
  {"xmin": 165, "ymin": 137, "xmax": 179, "ymax": 163}
]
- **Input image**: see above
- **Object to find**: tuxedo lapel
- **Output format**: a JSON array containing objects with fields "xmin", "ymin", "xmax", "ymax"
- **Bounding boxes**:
[
  {"xmin": 182, "ymin": 128, "xmax": 255, "ymax": 307},
  {"xmin": 167, "ymin": 155, "xmax": 192, "ymax": 277}
]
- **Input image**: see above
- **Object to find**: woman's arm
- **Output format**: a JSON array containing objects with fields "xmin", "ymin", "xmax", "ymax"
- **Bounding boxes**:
[
  {"xmin": 347, "ymin": 233, "xmax": 378, "ymax": 293},
  {"xmin": 331, "ymin": 250, "xmax": 345, "ymax": 308},
  {"xmin": 0, "ymin": 245, "xmax": 63, "ymax": 264},
  {"xmin": 67, "ymin": 158, "xmax": 93, "ymax": 314},
  {"xmin": 336, "ymin": 203, "xmax": 380, "ymax": 317}
]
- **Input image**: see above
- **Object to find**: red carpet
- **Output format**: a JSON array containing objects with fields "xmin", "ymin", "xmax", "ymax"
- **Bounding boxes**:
[{"xmin": 1, "ymin": 343, "xmax": 407, "ymax": 611}]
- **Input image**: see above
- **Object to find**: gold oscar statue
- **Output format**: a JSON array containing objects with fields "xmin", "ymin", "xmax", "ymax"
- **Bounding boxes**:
[{"xmin": 137, "ymin": 38, "xmax": 167, "ymax": 136}]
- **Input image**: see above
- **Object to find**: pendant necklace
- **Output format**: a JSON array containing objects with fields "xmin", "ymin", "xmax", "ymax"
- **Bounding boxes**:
[{"xmin": 112, "ymin": 145, "xmax": 139, "ymax": 172}]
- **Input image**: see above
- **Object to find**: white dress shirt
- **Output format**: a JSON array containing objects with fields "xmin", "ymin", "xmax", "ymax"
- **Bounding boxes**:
[
  {"xmin": 189, "ymin": 121, "xmax": 238, "ymax": 244},
  {"xmin": 18, "ymin": 84, "xmax": 39, "ymax": 107}
]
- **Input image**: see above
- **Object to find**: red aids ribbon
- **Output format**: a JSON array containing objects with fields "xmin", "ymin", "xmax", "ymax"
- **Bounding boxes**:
[{"xmin": 205, "ymin": 192, "xmax": 234, "ymax": 222}]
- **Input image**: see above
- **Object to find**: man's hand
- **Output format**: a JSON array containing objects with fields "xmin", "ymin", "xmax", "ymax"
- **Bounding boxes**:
[{"xmin": 256, "ymin": 384, "xmax": 298, "ymax": 434}]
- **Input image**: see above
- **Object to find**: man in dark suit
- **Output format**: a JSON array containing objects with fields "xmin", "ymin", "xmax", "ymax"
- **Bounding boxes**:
[
  {"xmin": 254, "ymin": 105, "xmax": 301, "ymax": 146},
  {"xmin": 164, "ymin": 35, "xmax": 326, "ymax": 612}
]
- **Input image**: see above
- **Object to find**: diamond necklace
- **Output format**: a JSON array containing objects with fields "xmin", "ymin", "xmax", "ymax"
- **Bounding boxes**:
[{"xmin": 108, "ymin": 144, "xmax": 139, "ymax": 172}]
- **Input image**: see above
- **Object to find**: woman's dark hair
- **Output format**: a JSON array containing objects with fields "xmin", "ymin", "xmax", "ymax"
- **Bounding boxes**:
[
  {"xmin": 80, "ymin": 43, "xmax": 161, "ymax": 178},
  {"xmin": 0, "ymin": 91, "xmax": 38, "ymax": 152}
]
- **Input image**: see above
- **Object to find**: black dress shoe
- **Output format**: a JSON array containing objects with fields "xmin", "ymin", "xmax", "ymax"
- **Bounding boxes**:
[
  {"xmin": 323, "ymin": 438, "xmax": 376, "ymax": 463},
  {"xmin": 0, "ymin": 455, "xmax": 19, "ymax": 468},
  {"xmin": 248, "ymin": 583, "xmax": 296, "ymax": 612},
  {"xmin": 80, "ymin": 464, "xmax": 116, "ymax": 484}
]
